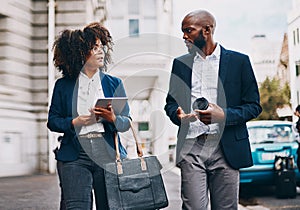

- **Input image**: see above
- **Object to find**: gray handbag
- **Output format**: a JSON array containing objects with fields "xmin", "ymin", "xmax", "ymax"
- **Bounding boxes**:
[{"xmin": 104, "ymin": 123, "xmax": 169, "ymax": 210}]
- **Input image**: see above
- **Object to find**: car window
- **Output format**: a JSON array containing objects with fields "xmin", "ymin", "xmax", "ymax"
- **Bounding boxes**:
[{"xmin": 248, "ymin": 124, "xmax": 293, "ymax": 144}]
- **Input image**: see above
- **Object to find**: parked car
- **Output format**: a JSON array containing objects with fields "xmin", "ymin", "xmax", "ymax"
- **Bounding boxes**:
[{"xmin": 239, "ymin": 120, "xmax": 300, "ymax": 186}]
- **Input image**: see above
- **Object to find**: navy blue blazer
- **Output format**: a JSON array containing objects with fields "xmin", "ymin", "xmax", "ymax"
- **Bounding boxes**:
[
  {"xmin": 165, "ymin": 46, "xmax": 262, "ymax": 169},
  {"xmin": 47, "ymin": 71, "xmax": 131, "ymax": 162}
]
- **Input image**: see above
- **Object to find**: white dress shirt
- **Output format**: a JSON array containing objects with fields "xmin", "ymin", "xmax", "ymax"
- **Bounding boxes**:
[
  {"xmin": 77, "ymin": 70, "xmax": 105, "ymax": 135},
  {"xmin": 186, "ymin": 44, "xmax": 220, "ymax": 139}
]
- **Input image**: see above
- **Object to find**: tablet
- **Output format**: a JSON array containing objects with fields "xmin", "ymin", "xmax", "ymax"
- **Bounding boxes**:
[{"xmin": 95, "ymin": 97, "xmax": 128, "ymax": 114}]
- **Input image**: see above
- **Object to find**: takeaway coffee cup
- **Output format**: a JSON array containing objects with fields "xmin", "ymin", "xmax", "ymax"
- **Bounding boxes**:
[{"xmin": 192, "ymin": 97, "xmax": 209, "ymax": 110}]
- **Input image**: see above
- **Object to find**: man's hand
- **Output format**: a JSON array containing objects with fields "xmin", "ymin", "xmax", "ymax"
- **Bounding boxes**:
[
  {"xmin": 195, "ymin": 103, "xmax": 225, "ymax": 125},
  {"xmin": 177, "ymin": 107, "xmax": 198, "ymax": 124}
]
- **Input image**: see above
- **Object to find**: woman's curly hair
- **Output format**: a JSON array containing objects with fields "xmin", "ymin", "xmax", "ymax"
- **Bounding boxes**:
[
  {"xmin": 83, "ymin": 22, "xmax": 113, "ymax": 68},
  {"xmin": 52, "ymin": 23, "xmax": 113, "ymax": 80}
]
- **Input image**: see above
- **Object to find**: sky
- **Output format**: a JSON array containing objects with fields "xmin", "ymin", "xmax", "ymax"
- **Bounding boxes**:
[{"xmin": 172, "ymin": 0, "xmax": 293, "ymax": 54}]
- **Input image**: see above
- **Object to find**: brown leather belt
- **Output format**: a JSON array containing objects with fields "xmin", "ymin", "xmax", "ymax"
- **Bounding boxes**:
[{"xmin": 79, "ymin": 132, "xmax": 103, "ymax": 139}]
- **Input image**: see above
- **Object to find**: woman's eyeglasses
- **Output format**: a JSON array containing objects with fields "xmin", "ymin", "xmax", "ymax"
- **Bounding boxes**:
[{"xmin": 92, "ymin": 45, "xmax": 107, "ymax": 54}]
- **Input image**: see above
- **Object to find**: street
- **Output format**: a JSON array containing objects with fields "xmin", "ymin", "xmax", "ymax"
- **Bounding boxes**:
[
  {"xmin": 239, "ymin": 184, "xmax": 300, "ymax": 210},
  {"xmin": 1, "ymin": 167, "xmax": 300, "ymax": 210}
]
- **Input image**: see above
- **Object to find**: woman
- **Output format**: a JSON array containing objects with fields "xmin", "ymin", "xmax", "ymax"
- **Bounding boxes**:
[{"xmin": 47, "ymin": 23, "xmax": 131, "ymax": 209}]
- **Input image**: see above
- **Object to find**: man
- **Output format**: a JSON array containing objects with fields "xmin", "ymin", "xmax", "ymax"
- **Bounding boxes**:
[
  {"xmin": 295, "ymin": 105, "xmax": 300, "ymax": 133},
  {"xmin": 164, "ymin": 10, "xmax": 262, "ymax": 210},
  {"xmin": 294, "ymin": 105, "xmax": 300, "ymax": 171}
]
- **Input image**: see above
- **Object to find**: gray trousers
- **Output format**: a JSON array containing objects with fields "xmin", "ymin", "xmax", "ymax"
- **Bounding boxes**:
[{"xmin": 178, "ymin": 135, "xmax": 239, "ymax": 210}]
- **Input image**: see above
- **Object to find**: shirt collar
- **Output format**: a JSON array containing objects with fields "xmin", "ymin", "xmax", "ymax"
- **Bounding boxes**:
[
  {"xmin": 194, "ymin": 43, "xmax": 220, "ymax": 61},
  {"xmin": 79, "ymin": 69, "xmax": 100, "ymax": 80},
  {"xmin": 211, "ymin": 43, "xmax": 220, "ymax": 59}
]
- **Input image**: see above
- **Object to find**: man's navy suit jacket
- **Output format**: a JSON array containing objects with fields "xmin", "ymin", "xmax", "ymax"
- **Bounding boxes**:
[
  {"xmin": 47, "ymin": 71, "xmax": 131, "ymax": 162},
  {"xmin": 165, "ymin": 46, "xmax": 262, "ymax": 169}
]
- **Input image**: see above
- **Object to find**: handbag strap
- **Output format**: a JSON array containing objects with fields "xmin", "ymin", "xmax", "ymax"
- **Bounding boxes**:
[
  {"xmin": 114, "ymin": 121, "xmax": 146, "ymax": 174},
  {"xmin": 130, "ymin": 122, "xmax": 144, "ymax": 157}
]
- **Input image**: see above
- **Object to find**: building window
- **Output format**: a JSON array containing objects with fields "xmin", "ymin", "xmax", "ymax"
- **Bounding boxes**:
[
  {"xmin": 128, "ymin": 0, "xmax": 139, "ymax": 15},
  {"xmin": 294, "ymin": 30, "xmax": 296, "ymax": 46},
  {"xmin": 138, "ymin": 122, "xmax": 149, "ymax": 131},
  {"xmin": 129, "ymin": 19, "xmax": 139, "ymax": 36},
  {"xmin": 296, "ymin": 61, "xmax": 300, "ymax": 76},
  {"xmin": 297, "ymin": 28, "xmax": 300, "ymax": 44}
]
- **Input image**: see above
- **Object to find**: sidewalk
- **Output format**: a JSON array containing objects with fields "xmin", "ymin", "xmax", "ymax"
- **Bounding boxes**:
[
  {"xmin": 0, "ymin": 167, "xmax": 268, "ymax": 210},
  {"xmin": 0, "ymin": 173, "xmax": 60, "ymax": 210}
]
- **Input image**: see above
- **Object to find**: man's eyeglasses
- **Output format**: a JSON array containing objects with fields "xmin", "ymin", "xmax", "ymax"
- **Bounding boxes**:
[{"xmin": 92, "ymin": 45, "xmax": 107, "ymax": 54}]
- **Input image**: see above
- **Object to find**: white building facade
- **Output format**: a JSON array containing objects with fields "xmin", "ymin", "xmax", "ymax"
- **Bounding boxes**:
[
  {"xmin": 104, "ymin": 0, "xmax": 179, "ymax": 165},
  {"xmin": 250, "ymin": 34, "xmax": 282, "ymax": 86},
  {"xmin": 0, "ymin": 0, "xmax": 106, "ymax": 177},
  {"xmin": 288, "ymin": 0, "xmax": 300, "ymax": 121}
]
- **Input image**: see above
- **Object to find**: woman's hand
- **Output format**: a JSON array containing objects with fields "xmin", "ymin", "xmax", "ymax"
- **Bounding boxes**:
[
  {"xmin": 92, "ymin": 105, "xmax": 116, "ymax": 123},
  {"xmin": 72, "ymin": 114, "xmax": 97, "ymax": 127}
]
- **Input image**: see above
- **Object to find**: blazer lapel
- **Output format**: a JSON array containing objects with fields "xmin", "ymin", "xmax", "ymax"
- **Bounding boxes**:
[
  {"xmin": 72, "ymin": 79, "xmax": 79, "ymax": 117},
  {"xmin": 180, "ymin": 54, "xmax": 194, "ymax": 112},
  {"xmin": 218, "ymin": 46, "xmax": 230, "ymax": 108},
  {"xmin": 100, "ymin": 71, "xmax": 112, "ymax": 97},
  {"xmin": 219, "ymin": 46, "xmax": 229, "ymax": 84},
  {"xmin": 179, "ymin": 53, "xmax": 194, "ymax": 88}
]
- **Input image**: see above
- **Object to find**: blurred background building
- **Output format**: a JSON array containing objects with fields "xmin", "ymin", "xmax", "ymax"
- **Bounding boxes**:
[
  {"xmin": 104, "ymin": 0, "xmax": 179, "ymax": 164},
  {"xmin": 0, "ymin": 0, "xmax": 110, "ymax": 177},
  {"xmin": 250, "ymin": 34, "xmax": 282, "ymax": 86},
  {"xmin": 288, "ymin": 0, "xmax": 300, "ymax": 119}
]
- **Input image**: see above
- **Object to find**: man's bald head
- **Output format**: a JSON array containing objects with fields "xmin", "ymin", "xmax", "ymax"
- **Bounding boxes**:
[{"xmin": 184, "ymin": 10, "xmax": 216, "ymax": 34}]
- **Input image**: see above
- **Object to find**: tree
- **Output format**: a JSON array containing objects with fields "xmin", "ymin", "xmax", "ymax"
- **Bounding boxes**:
[{"xmin": 257, "ymin": 77, "xmax": 291, "ymax": 120}]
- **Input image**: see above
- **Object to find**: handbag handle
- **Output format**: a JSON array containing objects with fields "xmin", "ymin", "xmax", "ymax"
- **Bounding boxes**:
[
  {"xmin": 130, "ymin": 122, "xmax": 144, "ymax": 157},
  {"xmin": 114, "ymin": 121, "xmax": 146, "ymax": 174}
]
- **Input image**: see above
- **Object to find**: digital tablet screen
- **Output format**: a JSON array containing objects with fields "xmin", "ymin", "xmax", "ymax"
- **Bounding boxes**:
[{"xmin": 95, "ymin": 97, "xmax": 128, "ymax": 114}]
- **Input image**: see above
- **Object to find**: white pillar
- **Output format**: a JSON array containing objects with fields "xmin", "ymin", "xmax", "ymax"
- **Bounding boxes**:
[
  {"xmin": 149, "ymin": 68, "xmax": 173, "ymax": 165},
  {"xmin": 47, "ymin": 0, "xmax": 56, "ymax": 174}
]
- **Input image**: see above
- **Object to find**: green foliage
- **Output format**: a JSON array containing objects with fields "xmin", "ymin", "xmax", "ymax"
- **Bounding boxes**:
[{"xmin": 257, "ymin": 77, "xmax": 291, "ymax": 120}]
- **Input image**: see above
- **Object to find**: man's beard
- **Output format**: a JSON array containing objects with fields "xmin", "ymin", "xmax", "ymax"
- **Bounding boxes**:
[{"xmin": 188, "ymin": 30, "xmax": 206, "ymax": 53}]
